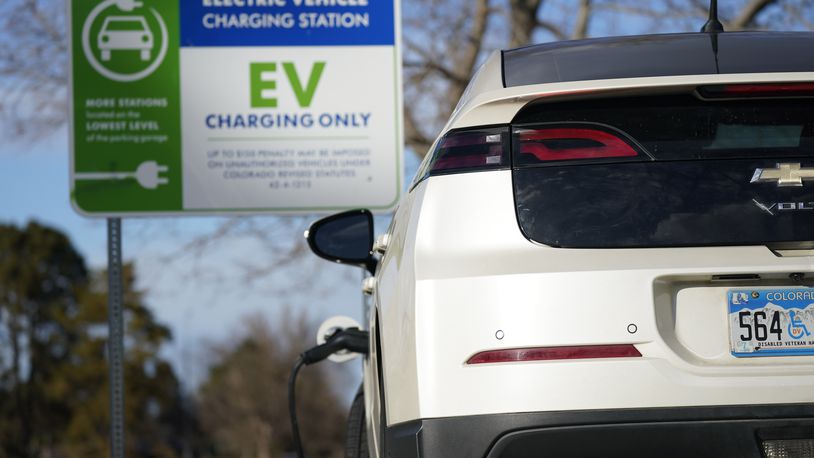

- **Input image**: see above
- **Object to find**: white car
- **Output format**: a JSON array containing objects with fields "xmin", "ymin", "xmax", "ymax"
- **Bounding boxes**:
[
  {"xmin": 307, "ymin": 31, "xmax": 814, "ymax": 458},
  {"xmin": 98, "ymin": 16, "xmax": 153, "ymax": 61}
]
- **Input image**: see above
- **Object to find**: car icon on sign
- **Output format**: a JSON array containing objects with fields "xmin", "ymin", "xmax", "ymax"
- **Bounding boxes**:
[{"xmin": 97, "ymin": 16, "xmax": 153, "ymax": 61}]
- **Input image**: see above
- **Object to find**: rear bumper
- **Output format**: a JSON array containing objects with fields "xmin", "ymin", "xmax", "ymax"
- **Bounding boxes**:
[{"xmin": 385, "ymin": 404, "xmax": 814, "ymax": 458}]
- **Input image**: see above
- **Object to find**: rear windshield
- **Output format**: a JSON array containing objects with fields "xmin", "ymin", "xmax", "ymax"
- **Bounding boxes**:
[{"xmin": 511, "ymin": 94, "xmax": 814, "ymax": 249}]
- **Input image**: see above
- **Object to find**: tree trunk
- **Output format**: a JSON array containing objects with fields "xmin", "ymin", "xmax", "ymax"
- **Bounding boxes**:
[
  {"xmin": 572, "ymin": 0, "xmax": 592, "ymax": 40},
  {"xmin": 9, "ymin": 317, "xmax": 31, "ymax": 456},
  {"xmin": 509, "ymin": 0, "xmax": 543, "ymax": 48}
]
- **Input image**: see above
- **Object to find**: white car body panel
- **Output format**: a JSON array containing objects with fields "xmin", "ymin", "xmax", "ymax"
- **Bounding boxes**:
[
  {"xmin": 374, "ymin": 183, "xmax": 425, "ymax": 426},
  {"xmin": 355, "ymin": 37, "xmax": 814, "ymax": 456},
  {"xmin": 375, "ymin": 169, "xmax": 814, "ymax": 426}
]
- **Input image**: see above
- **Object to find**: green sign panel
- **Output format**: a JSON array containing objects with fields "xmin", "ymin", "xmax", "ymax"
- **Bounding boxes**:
[{"xmin": 71, "ymin": 0, "xmax": 182, "ymax": 214}]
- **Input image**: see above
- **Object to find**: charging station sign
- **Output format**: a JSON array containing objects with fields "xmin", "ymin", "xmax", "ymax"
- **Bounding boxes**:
[{"xmin": 69, "ymin": 0, "xmax": 402, "ymax": 216}]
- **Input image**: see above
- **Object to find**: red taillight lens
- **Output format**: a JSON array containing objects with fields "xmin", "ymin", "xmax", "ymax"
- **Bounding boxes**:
[
  {"xmin": 427, "ymin": 127, "xmax": 508, "ymax": 174},
  {"xmin": 466, "ymin": 344, "xmax": 641, "ymax": 365},
  {"xmin": 515, "ymin": 126, "xmax": 639, "ymax": 162},
  {"xmin": 699, "ymin": 83, "xmax": 814, "ymax": 98}
]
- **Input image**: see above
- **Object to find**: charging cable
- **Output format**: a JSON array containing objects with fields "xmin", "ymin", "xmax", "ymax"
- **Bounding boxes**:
[{"xmin": 288, "ymin": 327, "xmax": 369, "ymax": 458}]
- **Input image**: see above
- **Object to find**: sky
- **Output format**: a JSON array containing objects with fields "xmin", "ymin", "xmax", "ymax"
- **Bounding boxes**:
[{"xmin": 0, "ymin": 124, "xmax": 421, "ymax": 393}]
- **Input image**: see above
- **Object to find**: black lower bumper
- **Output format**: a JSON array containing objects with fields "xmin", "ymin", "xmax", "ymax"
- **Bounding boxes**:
[{"xmin": 385, "ymin": 404, "xmax": 814, "ymax": 458}]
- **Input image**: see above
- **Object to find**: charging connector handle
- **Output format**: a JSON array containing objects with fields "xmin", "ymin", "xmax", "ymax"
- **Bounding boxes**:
[
  {"xmin": 302, "ymin": 327, "xmax": 369, "ymax": 364},
  {"xmin": 289, "ymin": 327, "xmax": 370, "ymax": 458}
]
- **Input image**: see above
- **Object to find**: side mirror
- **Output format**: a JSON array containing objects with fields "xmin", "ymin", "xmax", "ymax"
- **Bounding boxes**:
[{"xmin": 305, "ymin": 209, "xmax": 376, "ymax": 273}]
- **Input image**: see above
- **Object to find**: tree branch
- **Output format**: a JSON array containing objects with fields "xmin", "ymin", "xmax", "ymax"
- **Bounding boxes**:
[
  {"xmin": 403, "ymin": 100, "xmax": 434, "ymax": 157},
  {"xmin": 571, "ymin": 0, "xmax": 592, "ymax": 40},
  {"xmin": 536, "ymin": 19, "xmax": 567, "ymax": 41},
  {"xmin": 451, "ymin": 0, "xmax": 490, "ymax": 91},
  {"xmin": 727, "ymin": 0, "xmax": 778, "ymax": 30},
  {"xmin": 597, "ymin": 3, "xmax": 676, "ymax": 20},
  {"xmin": 783, "ymin": 4, "xmax": 814, "ymax": 31},
  {"xmin": 402, "ymin": 43, "xmax": 469, "ymax": 86},
  {"xmin": 509, "ymin": 0, "xmax": 544, "ymax": 47}
]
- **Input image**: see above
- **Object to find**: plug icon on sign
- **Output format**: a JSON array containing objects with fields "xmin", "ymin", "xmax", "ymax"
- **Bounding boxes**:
[{"xmin": 75, "ymin": 161, "xmax": 169, "ymax": 189}]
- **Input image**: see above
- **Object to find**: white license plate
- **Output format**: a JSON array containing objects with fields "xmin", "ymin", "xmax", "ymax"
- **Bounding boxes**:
[{"xmin": 728, "ymin": 288, "xmax": 814, "ymax": 357}]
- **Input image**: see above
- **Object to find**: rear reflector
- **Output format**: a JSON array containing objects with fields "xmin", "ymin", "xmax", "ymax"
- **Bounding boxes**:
[
  {"xmin": 515, "ymin": 125, "xmax": 639, "ymax": 162},
  {"xmin": 466, "ymin": 344, "xmax": 641, "ymax": 364},
  {"xmin": 763, "ymin": 439, "xmax": 814, "ymax": 458},
  {"xmin": 699, "ymin": 83, "xmax": 814, "ymax": 98}
]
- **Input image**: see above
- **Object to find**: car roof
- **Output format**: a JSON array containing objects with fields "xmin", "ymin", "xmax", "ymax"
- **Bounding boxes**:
[{"xmin": 502, "ymin": 32, "xmax": 814, "ymax": 87}]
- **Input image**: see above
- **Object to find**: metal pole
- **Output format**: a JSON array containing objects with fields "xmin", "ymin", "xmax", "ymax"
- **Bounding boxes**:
[
  {"xmin": 107, "ymin": 218, "xmax": 125, "ymax": 458},
  {"xmin": 362, "ymin": 267, "xmax": 368, "ymax": 324},
  {"xmin": 361, "ymin": 267, "xmax": 369, "ymax": 376}
]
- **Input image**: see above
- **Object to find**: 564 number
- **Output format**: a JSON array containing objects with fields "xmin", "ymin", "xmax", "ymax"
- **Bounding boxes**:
[{"xmin": 739, "ymin": 310, "xmax": 782, "ymax": 341}]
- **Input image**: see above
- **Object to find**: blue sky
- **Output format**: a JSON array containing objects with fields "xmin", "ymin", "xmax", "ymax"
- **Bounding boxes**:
[{"xmin": 1, "ymin": 129, "xmax": 108, "ymax": 263}]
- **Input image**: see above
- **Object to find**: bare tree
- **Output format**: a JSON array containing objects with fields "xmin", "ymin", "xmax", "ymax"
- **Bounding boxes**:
[
  {"xmin": 0, "ymin": 0, "xmax": 66, "ymax": 140},
  {"xmin": 197, "ymin": 311, "xmax": 348, "ymax": 458}
]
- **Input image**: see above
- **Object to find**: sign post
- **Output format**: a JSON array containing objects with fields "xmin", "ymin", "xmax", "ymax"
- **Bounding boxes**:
[
  {"xmin": 68, "ymin": 0, "xmax": 402, "ymax": 455},
  {"xmin": 106, "ymin": 218, "xmax": 125, "ymax": 458}
]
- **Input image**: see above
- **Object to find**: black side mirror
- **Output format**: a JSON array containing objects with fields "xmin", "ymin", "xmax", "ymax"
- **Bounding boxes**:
[{"xmin": 306, "ymin": 209, "xmax": 376, "ymax": 273}]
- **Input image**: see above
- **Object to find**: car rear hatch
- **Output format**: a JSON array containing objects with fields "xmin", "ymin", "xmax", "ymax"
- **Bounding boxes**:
[
  {"xmin": 405, "ymin": 83, "xmax": 814, "ymax": 419},
  {"xmin": 510, "ymin": 84, "xmax": 814, "ymax": 362}
]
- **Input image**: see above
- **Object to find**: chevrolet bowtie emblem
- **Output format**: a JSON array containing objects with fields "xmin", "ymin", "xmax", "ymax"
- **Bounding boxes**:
[{"xmin": 751, "ymin": 163, "xmax": 814, "ymax": 187}]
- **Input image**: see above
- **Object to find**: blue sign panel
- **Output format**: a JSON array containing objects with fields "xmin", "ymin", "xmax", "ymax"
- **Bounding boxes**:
[{"xmin": 180, "ymin": 0, "xmax": 395, "ymax": 47}]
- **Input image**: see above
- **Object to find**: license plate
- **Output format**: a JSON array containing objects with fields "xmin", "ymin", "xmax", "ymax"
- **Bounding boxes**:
[{"xmin": 728, "ymin": 288, "xmax": 814, "ymax": 357}]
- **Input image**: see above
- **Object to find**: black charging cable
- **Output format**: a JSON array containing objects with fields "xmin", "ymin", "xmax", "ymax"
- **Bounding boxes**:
[{"xmin": 288, "ymin": 327, "xmax": 369, "ymax": 458}]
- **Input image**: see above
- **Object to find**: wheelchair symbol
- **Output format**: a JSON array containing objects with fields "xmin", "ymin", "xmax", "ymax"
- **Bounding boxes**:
[{"xmin": 788, "ymin": 311, "xmax": 811, "ymax": 340}]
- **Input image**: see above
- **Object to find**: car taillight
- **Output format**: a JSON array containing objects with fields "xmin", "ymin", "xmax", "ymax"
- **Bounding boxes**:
[
  {"xmin": 698, "ymin": 83, "xmax": 814, "ymax": 98},
  {"xmin": 466, "ymin": 344, "xmax": 641, "ymax": 364},
  {"xmin": 515, "ymin": 126, "xmax": 639, "ymax": 162},
  {"xmin": 426, "ymin": 126, "xmax": 509, "ymax": 175}
]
